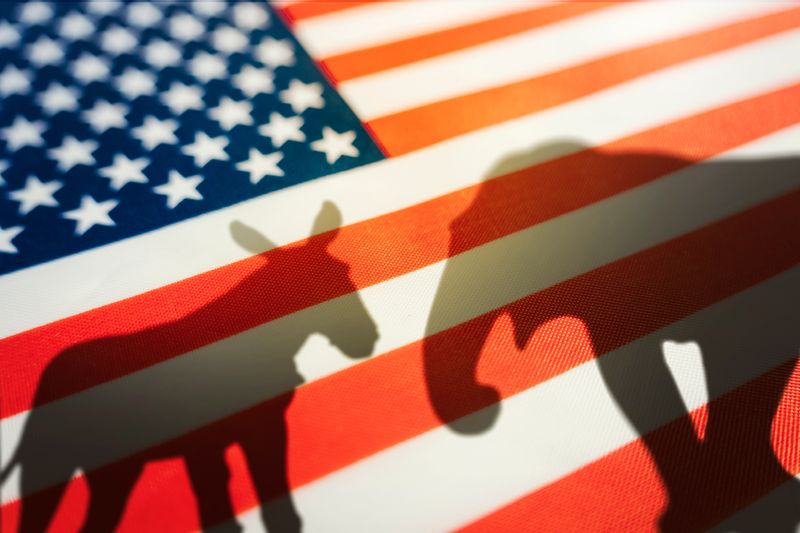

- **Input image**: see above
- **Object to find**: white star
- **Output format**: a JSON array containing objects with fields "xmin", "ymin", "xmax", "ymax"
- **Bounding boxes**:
[
  {"xmin": 101, "ymin": 25, "xmax": 138, "ymax": 55},
  {"xmin": 83, "ymin": 100, "xmax": 128, "ymax": 133},
  {"xmin": 0, "ymin": 21, "xmax": 21, "ymax": 48},
  {"xmin": 210, "ymin": 97, "xmax": 252, "ymax": 130},
  {"xmin": 212, "ymin": 25, "xmax": 248, "ymax": 55},
  {"xmin": 236, "ymin": 148, "xmax": 283, "ymax": 184},
  {"xmin": 116, "ymin": 68, "xmax": 156, "ymax": 100},
  {"xmin": 133, "ymin": 116, "xmax": 178, "ymax": 150},
  {"xmin": 38, "ymin": 83, "xmax": 79, "ymax": 115},
  {"xmin": 144, "ymin": 39, "xmax": 182, "ymax": 70},
  {"xmin": 233, "ymin": 65, "xmax": 274, "ymax": 97},
  {"xmin": 0, "ymin": 160, "xmax": 7, "ymax": 186},
  {"xmin": 27, "ymin": 36, "xmax": 63, "ymax": 67},
  {"xmin": 18, "ymin": 2, "xmax": 53, "ymax": 25},
  {"xmin": 1, "ymin": 117, "xmax": 45, "ymax": 150},
  {"xmin": 85, "ymin": 0, "xmax": 121, "ymax": 16},
  {"xmin": 259, "ymin": 112, "xmax": 304, "ymax": 148},
  {"xmin": 311, "ymin": 127, "xmax": 359, "ymax": 164},
  {"xmin": 154, "ymin": 170, "xmax": 203, "ymax": 208},
  {"xmin": 192, "ymin": 0, "xmax": 226, "ymax": 18},
  {"xmin": 71, "ymin": 53, "xmax": 111, "ymax": 84},
  {"xmin": 0, "ymin": 66, "xmax": 31, "ymax": 96},
  {"xmin": 280, "ymin": 79, "xmax": 324, "ymax": 114},
  {"xmin": 0, "ymin": 225, "xmax": 23, "ymax": 254},
  {"xmin": 49, "ymin": 136, "xmax": 98, "ymax": 172},
  {"xmin": 100, "ymin": 154, "xmax": 149, "ymax": 190},
  {"xmin": 183, "ymin": 132, "xmax": 228, "ymax": 167},
  {"xmin": 63, "ymin": 195, "xmax": 118, "ymax": 235},
  {"xmin": 169, "ymin": 13, "xmax": 204, "ymax": 42},
  {"xmin": 256, "ymin": 38, "xmax": 295, "ymax": 69},
  {"xmin": 161, "ymin": 82, "xmax": 203, "ymax": 115},
  {"xmin": 59, "ymin": 12, "xmax": 93, "ymax": 41},
  {"xmin": 8, "ymin": 176, "xmax": 61, "ymax": 215},
  {"xmin": 189, "ymin": 52, "xmax": 226, "ymax": 82},
  {"xmin": 233, "ymin": 3, "xmax": 269, "ymax": 30},
  {"xmin": 127, "ymin": 2, "xmax": 162, "ymax": 27}
]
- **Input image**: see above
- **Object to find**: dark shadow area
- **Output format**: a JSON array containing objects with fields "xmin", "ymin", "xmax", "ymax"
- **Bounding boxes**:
[
  {"xmin": 1, "ymin": 202, "xmax": 379, "ymax": 532},
  {"xmin": 422, "ymin": 141, "xmax": 800, "ymax": 531}
]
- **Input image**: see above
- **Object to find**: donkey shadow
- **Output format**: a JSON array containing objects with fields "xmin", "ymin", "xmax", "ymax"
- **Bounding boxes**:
[
  {"xmin": 422, "ymin": 141, "xmax": 800, "ymax": 531},
  {"xmin": 1, "ymin": 201, "xmax": 378, "ymax": 532}
]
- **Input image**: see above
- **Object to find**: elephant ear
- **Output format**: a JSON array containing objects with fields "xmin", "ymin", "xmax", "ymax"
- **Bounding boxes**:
[
  {"xmin": 230, "ymin": 221, "xmax": 276, "ymax": 255},
  {"xmin": 310, "ymin": 201, "xmax": 342, "ymax": 247}
]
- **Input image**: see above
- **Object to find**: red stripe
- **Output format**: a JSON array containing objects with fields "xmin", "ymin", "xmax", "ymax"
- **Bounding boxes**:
[
  {"xmin": 278, "ymin": 1, "xmax": 377, "ymax": 24},
  {"xmin": 367, "ymin": 7, "xmax": 800, "ymax": 156},
  {"xmin": 458, "ymin": 359, "xmax": 800, "ymax": 532},
  {"xmin": 320, "ymin": 2, "xmax": 614, "ymax": 82},
  {"xmin": 2, "ymin": 83, "xmax": 799, "ymax": 421},
  {"xmin": 4, "ymin": 185, "xmax": 799, "ymax": 532}
]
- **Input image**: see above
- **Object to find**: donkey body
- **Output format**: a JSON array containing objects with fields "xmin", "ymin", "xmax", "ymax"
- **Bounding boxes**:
[{"xmin": 5, "ymin": 202, "xmax": 378, "ymax": 532}]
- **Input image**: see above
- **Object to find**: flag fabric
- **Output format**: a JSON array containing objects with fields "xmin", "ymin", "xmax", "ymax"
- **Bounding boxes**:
[
  {"xmin": 1, "ymin": 1, "xmax": 799, "ymax": 532},
  {"xmin": 0, "ymin": 0, "xmax": 382, "ymax": 274}
]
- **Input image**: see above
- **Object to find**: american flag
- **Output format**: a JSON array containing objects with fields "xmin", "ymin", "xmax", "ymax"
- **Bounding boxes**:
[{"xmin": 0, "ymin": 1, "xmax": 799, "ymax": 531}]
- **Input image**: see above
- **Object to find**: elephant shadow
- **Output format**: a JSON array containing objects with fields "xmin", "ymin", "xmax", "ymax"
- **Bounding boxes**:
[
  {"xmin": 422, "ymin": 141, "xmax": 800, "ymax": 531},
  {"xmin": 2, "ymin": 201, "xmax": 379, "ymax": 532}
]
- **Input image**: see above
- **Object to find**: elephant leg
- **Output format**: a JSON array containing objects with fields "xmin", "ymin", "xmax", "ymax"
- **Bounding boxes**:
[
  {"xmin": 185, "ymin": 445, "xmax": 241, "ymax": 532},
  {"xmin": 18, "ymin": 464, "xmax": 74, "ymax": 533},
  {"xmin": 240, "ymin": 398, "xmax": 301, "ymax": 533},
  {"xmin": 595, "ymin": 336, "xmax": 705, "ymax": 532},
  {"xmin": 81, "ymin": 463, "xmax": 141, "ymax": 533}
]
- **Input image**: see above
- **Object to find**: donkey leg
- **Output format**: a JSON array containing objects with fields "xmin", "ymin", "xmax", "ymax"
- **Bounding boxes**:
[
  {"xmin": 185, "ymin": 445, "xmax": 242, "ymax": 532},
  {"xmin": 18, "ymin": 465, "xmax": 74, "ymax": 533},
  {"xmin": 81, "ymin": 463, "xmax": 141, "ymax": 533},
  {"xmin": 240, "ymin": 398, "xmax": 301, "ymax": 533}
]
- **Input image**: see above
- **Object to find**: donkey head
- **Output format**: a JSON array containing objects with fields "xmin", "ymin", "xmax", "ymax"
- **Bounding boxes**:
[{"xmin": 231, "ymin": 201, "xmax": 378, "ymax": 360}]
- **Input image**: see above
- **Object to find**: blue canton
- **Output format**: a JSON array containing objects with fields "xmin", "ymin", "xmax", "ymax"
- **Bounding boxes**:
[{"xmin": 0, "ymin": 0, "xmax": 384, "ymax": 275}]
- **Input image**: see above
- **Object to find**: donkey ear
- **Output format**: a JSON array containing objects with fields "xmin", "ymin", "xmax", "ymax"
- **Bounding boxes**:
[
  {"xmin": 311, "ymin": 201, "xmax": 342, "ymax": 244},
  {"xmin": 230, "ymin": 221, "xmax": 277, "ymax": 255}
]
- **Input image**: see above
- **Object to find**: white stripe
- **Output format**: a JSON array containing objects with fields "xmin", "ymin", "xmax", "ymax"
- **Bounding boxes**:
[
  {"xmin": 662, "ymin": 340, "xmax": 709, "ymax": 433},
  {"xmin": 2, "ymin": 29, "xmax": 800, "ymax": 338},
  {"xmin": 339, "ymin": 2, "xmax": 786, "ymax": 119},
  {"xmin": 292, "ymin": 0, "xmax": 539, "ymax": 58},
  {"xmin": 3, "ymin": 124, "xmax": 798, "ymax": 504},
  {"xmin": 231, "ymin": 267, "xmax": 800, "ymax": 533}
]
